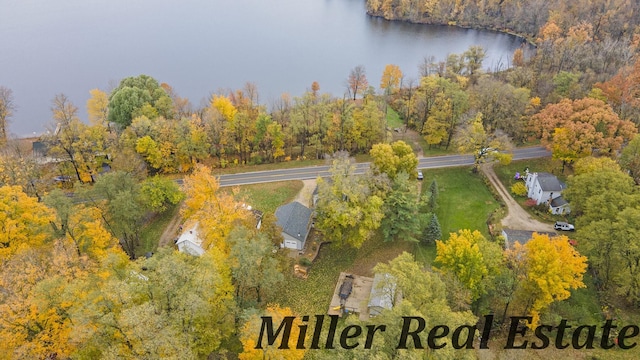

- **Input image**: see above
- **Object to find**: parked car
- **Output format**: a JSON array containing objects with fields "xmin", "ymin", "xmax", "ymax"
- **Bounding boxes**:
[
  {"xmin": 417, "ymin": 170, "xmax": 424, "ymax": 180},
  {"xmin": 554, "ymin": 221, "xmax": 575, "ymax": 231}
]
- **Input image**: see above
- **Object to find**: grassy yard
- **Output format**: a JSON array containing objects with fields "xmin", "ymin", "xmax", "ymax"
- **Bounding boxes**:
[
  {"xmin": 272, "ymin": 243, "xmax": 358, "ymax": 315},
  {"xmin": 136, "ymin": 203, "xmax": 180, "ymax": 257},
  {"xmin": 493, "ymin": 158, "xmax": 574, "ymax": 223},
  {"xmin": 421, "ymin": 166, "xmax": 501, "ymax": 239},
  {"xmin": 224, "ymin": 180, "xmax": 304, "ymax": 214}
]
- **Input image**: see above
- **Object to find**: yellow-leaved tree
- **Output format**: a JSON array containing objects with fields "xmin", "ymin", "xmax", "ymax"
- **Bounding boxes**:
[
  {"xmin": 0, "ymin": 185, "xmax": 55, "ymax": 260},
  {"xmin": 239, "ymin": 305, "xmax": 307, "ymax": 360},
  {"xmin": 507, "ymin": 233, "xmax": 587, "ymax": 326},
  {"xmin": 181, "ymin": 164, "xmax": 252, "ymax": 254}
]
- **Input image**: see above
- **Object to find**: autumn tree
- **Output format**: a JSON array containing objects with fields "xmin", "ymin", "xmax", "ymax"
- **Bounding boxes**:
[
  {"xmin": 454, "ymin": 113, "xmax": 513, "ymax": 172},
  {"xmin": 75, "ymin": 248, "xmax": 236, "ymax": 358},
  {"xmin": 435, "ymin": 229, "xmax": 503, "ymax": 302},
  {"xmin": 108, "ymin": 74, "xmax": 173, "ymax": 127},
  {"xmin": 380, "ymin": 64, "xmax": 403, "ymax": 95},
  {"xmin": 470, "ymin": 77, "xmax": 530, "ymax": 141},
  {"xmin": 86, "ymin": 88, "xmax": 109, "ymax": 126},
  {"xmin": 227, "ymin": 226, "xmax": 284, "ymax": 308},
  {"xmin": 620, "ymin": 133, "xmax": 640, "ymax": 185},
  {"xmin": 0, "ymin": 186, "xmax": 54, "ymax": 260},
  {"xmin": 595, "ymin": 58, "xmax": 640, "ymax": 125},
  {"xmin": 46, "ymin": 94, "xmax": 111, "ymax": 183},
  {"xmin": 506, "ymin": 233, "xmax": 587, "ymax": 326},
  {"xmin": 369, "ymin": 140, "xmax": 418, "ymax": 180},
  {"xmin": 139, "ymin": 175, "xmax": 184, "ymax": 212},
  {"xmin": 372, "ymin": 252, "xmax": 477, "ymax": 359},
  {"xmin": 530, "ymin": 97, "xmax": 637, "ymax": 167},
  {"xmin": 239, "ymin": 305, "xmax": 307, "ymax": 360},
  {"xmin": 347, "ymin": 65, "xmax": 369, "ymax": 100},
  {"xmin": 0, "ymin": 86, "xmax": 15, "ymax": 146},
  {"xmin": 314, "ymin": 153, "xmax": 384, "ymax": 248},
  {"xmin": 181, "ymin": 164, "xmax": 252, "ymax": 254}
]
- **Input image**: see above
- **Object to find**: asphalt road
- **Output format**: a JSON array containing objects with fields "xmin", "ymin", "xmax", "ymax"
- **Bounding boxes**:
[{"xmin": 208, "ymin": 146, "xmax": 551, "ymax": 187}]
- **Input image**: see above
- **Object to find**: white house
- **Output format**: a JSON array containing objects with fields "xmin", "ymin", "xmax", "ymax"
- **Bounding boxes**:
[
  {"xmin": 525, "ymin": 171, "xmax": 570, "ymax": 215},
  {"xmin": 175, "ymin": 223, "xmax": 205, "ymax": 256},
  {"xmin": 275, "ymin": 201, "xmax": 313, "ymax": 250}
]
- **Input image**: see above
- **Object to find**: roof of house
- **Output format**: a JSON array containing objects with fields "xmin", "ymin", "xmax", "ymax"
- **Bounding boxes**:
[
  {"xmin": 175, "ymin": 223, "xmax": 205, "ymax": 256},
  {"xmin": 501, "ymin": 229, "xmax": 558, "ymax": 248},
  {"xmin": 275, "ymin": 201, "xmax": 312, "ymax": 242},
  {"xmin": 550, "ymin": 196, "xmax": 569, "ymax": 208},
  {"xmin": 535, "ymin": 172, "xmax": 565, "ymax": 192},
  {"xmin": 368, "ymin": 273, "xmax": 396, "ymax": 311}
]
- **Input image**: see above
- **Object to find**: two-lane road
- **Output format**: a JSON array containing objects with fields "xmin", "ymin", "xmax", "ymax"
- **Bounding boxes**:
[{"xmin": 208, "ymin": 146, "xmax": 551, "ymax": 187}]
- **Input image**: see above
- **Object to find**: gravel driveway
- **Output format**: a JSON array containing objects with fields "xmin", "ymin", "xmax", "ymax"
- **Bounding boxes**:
[{"xmin": 481, "ymin": 164, "xmax": 554, "ymax": 232}]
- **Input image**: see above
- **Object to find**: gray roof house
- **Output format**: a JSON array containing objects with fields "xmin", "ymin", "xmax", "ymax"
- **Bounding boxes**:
[
  {"xmin": 275, "ymin": 201, "xmax": 313, "ymax": 250},
  {"xmin": 501, "ymin": 229, "xmax": 558, "ymax": 249}
]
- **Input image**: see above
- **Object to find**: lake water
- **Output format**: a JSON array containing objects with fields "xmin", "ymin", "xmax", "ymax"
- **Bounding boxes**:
[{"xmin": 1, "ymin": 0, "xmax": 525, "ymax": 137}]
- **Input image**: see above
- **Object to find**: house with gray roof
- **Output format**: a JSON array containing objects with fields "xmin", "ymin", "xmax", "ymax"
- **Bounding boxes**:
[
  {"xmin": 525, "ymin": 171, "xmax": 570, "ymax": 215},
  {"xmin": 501, "ymin": 229, "xmax": 558, "ymax": 249},
  {"xmin": 275, "ymin": 201, "xmax": 313, "ymax": 250}
]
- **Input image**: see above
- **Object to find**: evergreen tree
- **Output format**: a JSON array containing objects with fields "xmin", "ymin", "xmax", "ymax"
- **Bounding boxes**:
[
  {"xmin": 429, "ymin": 179, "xmax": 439, "ymax": 211},
  {"xmin": 381, "ymin": 172, "xmax": 420, "ymax": 242},
  {"xmin": 422, "ymin": 213, "xmax": 442, "ymax": 244}
]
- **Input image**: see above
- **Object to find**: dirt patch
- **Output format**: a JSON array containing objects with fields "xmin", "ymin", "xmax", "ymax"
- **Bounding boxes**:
[
  {"xmin": 293, "ymin": 179, "xmax": 316, "ymax": 207},
  {"xmin": 481, "ymin": 164, "xmax": 554, "ymax": 232},
  {"xmin": 347, "ymin": 239, "xmax": 413, "ymax": 277},
  {"xmin": 157, "ymin": 206, "xmax": 183, "ymax": 247}
]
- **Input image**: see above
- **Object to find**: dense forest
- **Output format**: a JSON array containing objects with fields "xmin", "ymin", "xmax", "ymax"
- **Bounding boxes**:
[{"xmin": 1, "ymin": 0, "xmax": 640, "ymax": 358}]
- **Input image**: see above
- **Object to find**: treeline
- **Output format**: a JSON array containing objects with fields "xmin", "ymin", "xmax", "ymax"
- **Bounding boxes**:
[{"xmin": 366, "ymin": 0, "xmax": 639, "ymax": 41}]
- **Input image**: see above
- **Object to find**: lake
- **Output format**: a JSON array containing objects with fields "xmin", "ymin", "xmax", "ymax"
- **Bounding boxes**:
[{"xmin": 0, "ymin": 0, "xmax": 525, "ymax": 137}]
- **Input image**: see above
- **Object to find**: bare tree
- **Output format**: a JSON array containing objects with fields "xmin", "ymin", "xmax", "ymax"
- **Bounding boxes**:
[{"xmin": 0, "ymin": 86, "xmax": 16, "ymax": 146}]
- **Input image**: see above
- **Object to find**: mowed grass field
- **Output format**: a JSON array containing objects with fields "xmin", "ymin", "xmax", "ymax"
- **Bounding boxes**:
[
  {"xmin": 223, "ymin": 180, "xmax": 304, "ymax": 214},
  {"xmin": 421, "ymin": 166, "xmax": 501, "ymax": 238}
]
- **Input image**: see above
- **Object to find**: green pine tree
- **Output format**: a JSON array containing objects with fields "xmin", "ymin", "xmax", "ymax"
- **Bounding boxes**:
[{"xmin": 422, "ymin": 213, "xmax": 442, "ymax": 244}]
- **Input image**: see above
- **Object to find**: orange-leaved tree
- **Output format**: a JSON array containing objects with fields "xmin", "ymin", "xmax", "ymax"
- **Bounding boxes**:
[{"xmin": 530, "ymin": 97, "xmax": 637, "ymax": 168}]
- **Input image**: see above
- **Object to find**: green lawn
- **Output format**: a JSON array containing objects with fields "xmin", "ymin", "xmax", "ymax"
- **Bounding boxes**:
[
  {"xmin": 386, "ymin": 106, "xmax": 404, "ymax": 128},
  {"xmin": 272, "ymin": 243, "xmax": 358, "ymax": 315},
  {"xmin": 136, "ymin": 203, "xmax": 180, "ymax": 257},
  {"xmin": 224, "ymin": 180, "xmax": 304, "ymax": 214},
  {"xmin": 421, "ymin": 166, "xmax": 501, "ymax": 239}
]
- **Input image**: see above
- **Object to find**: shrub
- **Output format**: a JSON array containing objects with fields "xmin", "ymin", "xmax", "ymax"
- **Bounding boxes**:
[
  {"xmin": 524, "ymin": 198, "xmax": 537, "ymax": 207},
  {"xmin": 299, "ymin": 257, "xmax": 312, "ymax": 267},
  {"xmin": 510, "ymin": 182, "xmax": 528, "ymax": 197}
]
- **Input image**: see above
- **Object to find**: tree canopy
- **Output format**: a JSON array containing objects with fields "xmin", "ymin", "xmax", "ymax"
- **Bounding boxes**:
[{"xmin": 108, "ymin": 74, "xmax": 173, "ymax": 127}]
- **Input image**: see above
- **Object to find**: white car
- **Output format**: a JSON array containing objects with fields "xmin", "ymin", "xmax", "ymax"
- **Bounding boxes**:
[
  {"xmin": 417, "ymin": 170, "xmax": 424, "ymax": 180},
  {"xmin": 554, "ymin": 221, "xmax": 575, "ymax": 231}
]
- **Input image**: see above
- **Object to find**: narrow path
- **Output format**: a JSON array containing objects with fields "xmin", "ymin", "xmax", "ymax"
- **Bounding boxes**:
[
  {"xmin": 158, "ymin": 207, "xmax": 183, "ymax": 247},
  {"xmin": 480, "ymin": 164, "xmax": 554, "ymax": 232}
]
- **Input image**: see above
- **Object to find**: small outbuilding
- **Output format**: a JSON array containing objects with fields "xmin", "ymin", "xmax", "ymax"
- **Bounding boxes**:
[
  {"xmin": 175, "ymin": 223, "xmax": 205, "ymax": 256},
  {"xmin": 367, "ymin": 273, "xmax": 397, "ymax": 317},
  {"xmin": 275, "ymin": 201, "xmax": 313, "ymax": 250}
]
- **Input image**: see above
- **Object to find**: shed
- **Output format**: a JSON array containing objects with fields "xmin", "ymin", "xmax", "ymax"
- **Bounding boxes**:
[
  {"xmin": 175, "ymin": 223, "xmax": 205, "ymax": 256},
  {"xmin": 367, "ymin": 273, "xmax": 397, "ymax": 317}
]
